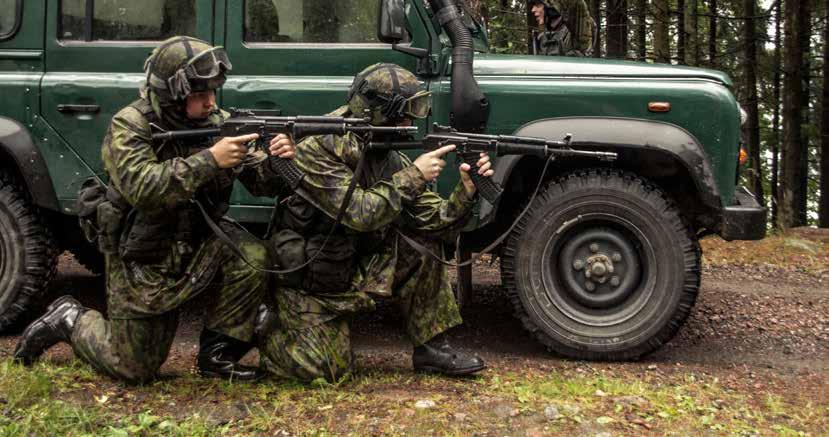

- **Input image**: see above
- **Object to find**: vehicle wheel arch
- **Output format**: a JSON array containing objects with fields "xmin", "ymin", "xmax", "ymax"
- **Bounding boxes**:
[
  {"xmin": 0, "ymin": 117, "xmax": 60, "ymax": 212},
  {"xmin": 481, "ymin": 117, "xmax": 723, "ymax": 231}
]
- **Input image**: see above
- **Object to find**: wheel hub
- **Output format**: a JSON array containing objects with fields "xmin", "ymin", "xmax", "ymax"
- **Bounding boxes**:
[{"xmin": 558, "ymin": 227, "xmax": 641, "ymax": 309}]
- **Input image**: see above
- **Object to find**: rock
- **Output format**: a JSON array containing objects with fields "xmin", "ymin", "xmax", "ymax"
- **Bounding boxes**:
[
  {"xmin": 562, "ymin": 404, "xmax": 582, "ymax": 416},
  {"xmin": 414, "ymin": 400, "xmax": 436, "ymax": 409},
  {"xmin": 492, "ymin": 402, "xmax": 516, "ymax": 418},
  {"xmin": 594, "ymin": 389, "xmax": 608, "ymax": 397},
  {"xmin": 544, "ymin": 405, "xmax": 562, "ymax": 421}
]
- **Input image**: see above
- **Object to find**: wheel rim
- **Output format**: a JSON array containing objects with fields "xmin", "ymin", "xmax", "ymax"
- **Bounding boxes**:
[
  {"xmin": 541, "ymin": 213, "xmax": 656, "ymax": 328},
  {"xmin": 557, "ymin": 226, "xmax": 641, "ymax": 309}
]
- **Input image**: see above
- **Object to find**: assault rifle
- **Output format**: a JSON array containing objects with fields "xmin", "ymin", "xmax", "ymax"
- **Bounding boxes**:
[
  {"xmin": 151, "ymin": 109, "xmax": 418, "ymax": 189},
  {"xmin": 369, "ymin": 124, "xmax": 618, "ymax": 205}
]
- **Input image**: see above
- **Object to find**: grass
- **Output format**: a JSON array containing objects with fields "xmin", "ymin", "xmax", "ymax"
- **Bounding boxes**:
[
  {"xmin": 0, "ymin": 358, "xmax": 824, "ymax": 435},
  {"xmin": 701, "ymin": 228, "xmax": 829, "ymax": 276}
]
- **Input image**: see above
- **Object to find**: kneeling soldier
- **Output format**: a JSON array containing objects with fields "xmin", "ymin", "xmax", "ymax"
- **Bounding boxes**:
[
  {"xmin": 14, "ymin": 36, "xmax": 295, "ymax": 383},
  {"xmin": 258, "ymin": 63, "xmax": 494, "ymax": 382}
]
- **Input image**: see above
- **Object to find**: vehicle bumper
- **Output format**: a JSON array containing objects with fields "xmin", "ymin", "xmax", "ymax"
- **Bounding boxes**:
[{"xmin": 720, "ymin": 186, "xmax": 766, "ymax": 241}]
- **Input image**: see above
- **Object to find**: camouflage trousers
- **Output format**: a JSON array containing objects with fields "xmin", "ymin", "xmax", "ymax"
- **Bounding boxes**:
[
  {"xmin": 70, "ymin": 228, "xmax": 267, "ymax": 384},
  {"xmin": 258, "ymin": 237, "xmax": 462, "ymax": 383}
]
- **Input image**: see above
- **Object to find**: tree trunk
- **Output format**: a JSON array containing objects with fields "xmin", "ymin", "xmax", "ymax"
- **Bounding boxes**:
[
  {"xmin": 821, "ymin": 0, "xmax": 829, "ymax": 227},
  {"xmin": 636, "ymin": 0, "xmax": 647, "ymax": 61},
  {"xmin": 677, "ymin": 0, "xmax": 686, "ymax": 64},
  {"xmin": 592, "ymin": 0, "xmax": 603, "ymax": 57},
  {"xmin": 742, "ymin": 0, "xmax": 764, "ymax": 207},
  {"xmin": 771, "ymin": 0, "xmax": 781, "ymax": 227},
  {"xmin": 781, "ymin": 0, "xmax": 809, "ymax": 228},
  {"xmin": 606, "ymin": 0, "xmax": 628, "ymax": 58},
  {"xmin": 708, "ymin": 0, "xmax": 717, "ymax": 68},
  {"xmin": 686, "ymin": 0, "xmax": 699, "ymax": 65},
  {"xmin": 653, "ymin": 0, "xmax": 670, "ymax": 63}
]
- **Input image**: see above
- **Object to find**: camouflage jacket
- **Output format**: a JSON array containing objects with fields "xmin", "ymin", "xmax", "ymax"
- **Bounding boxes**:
[
  {"xmin": 292, "ymin": 130, "xmax": 476, "ymax": 296},
  {"xmin": 101, "ymin": 99, "xmax": 288, "ymax": 317}
]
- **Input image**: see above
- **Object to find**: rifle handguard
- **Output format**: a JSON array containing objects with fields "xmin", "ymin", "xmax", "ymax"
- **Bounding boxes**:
[{"xmin": 460, "ymin": 152, "xmax": 502, "ymax": 205}]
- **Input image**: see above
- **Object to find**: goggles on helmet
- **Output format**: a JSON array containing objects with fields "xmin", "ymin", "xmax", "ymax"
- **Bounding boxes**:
[
  {"xmin": 183, "ymin": 46, "xmax": 232, "ymax": 80},
  {"xmin": 377, "ymin": 90, "xmax": 432, "ymax": 121},
  {"xmin": 165, "ymin": 46, "xmax": 232, "ymax": 100}
]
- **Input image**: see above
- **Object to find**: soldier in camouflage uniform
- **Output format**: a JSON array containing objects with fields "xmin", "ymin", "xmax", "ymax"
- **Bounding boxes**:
[
  {"xmin": 529, "ymin": 0, "xmax": 595, "ymax": 56},
  {"xmin": 257, "ymin": 63, "xmax": 493, "ymax": 382},
  {"xmin": 14, "ymin": 36, "xmax": 296, "ymax": 383}
]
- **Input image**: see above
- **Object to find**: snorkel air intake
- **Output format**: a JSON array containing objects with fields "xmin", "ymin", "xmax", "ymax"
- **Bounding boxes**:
[{"xmin": 428, "ymin": 0, "xmax": 490, "ymax": 133}]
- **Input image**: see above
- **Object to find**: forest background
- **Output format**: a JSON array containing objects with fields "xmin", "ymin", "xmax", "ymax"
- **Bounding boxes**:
[{"xmin": 461, "ymin": 0, "xmax": 826, "ymax": 229}]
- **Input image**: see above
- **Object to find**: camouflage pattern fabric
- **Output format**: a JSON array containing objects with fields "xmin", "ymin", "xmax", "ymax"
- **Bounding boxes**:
[
  {"xmin": 68, "ymin": 99, "xmax": 287, "ymax": 383},
  {"xmin": 533, "ymin": 0, "xmax": 594, "ymax": 56},
  {"xmin": 259, "ymin": 126, "xmax": 474, "ymax": 382}
]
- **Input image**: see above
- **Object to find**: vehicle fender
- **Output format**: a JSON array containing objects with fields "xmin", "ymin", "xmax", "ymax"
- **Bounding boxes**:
[
  {"xmin": 0, "ymin": 117, "xmax": 60, "ymax": 211},
  {"xmin": 480, "ymin": 116, "xmax": 722, "ymax": 224}
]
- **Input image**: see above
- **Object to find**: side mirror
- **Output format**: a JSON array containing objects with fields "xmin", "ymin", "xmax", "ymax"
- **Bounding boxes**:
[{"xmin": 378, "ymin": 0, "xmax": 407, "ymax": 43}]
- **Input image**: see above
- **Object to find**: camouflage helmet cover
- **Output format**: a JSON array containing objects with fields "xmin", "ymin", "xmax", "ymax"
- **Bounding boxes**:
[
  {"xmin": 347, "ymin": 63, "xmax": 431, "ymax": 125},
  {"xmin": 144, "ymin": 36, "xmax": 231, "ymax": 102}
]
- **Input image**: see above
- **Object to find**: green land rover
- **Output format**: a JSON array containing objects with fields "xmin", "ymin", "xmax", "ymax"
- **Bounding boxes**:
[{"xmin": 0, "ymin": 0, "xmax": 764, "ymax": 360}]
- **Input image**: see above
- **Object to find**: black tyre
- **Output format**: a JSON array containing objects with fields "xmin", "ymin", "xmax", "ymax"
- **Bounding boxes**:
[
  {"xmin": 0, "ymin": 171, "xmax": 59, "ymax": 331},
  {"xmin": 501, "ymin": 169, "xmax": 700, "ymax": 360}
]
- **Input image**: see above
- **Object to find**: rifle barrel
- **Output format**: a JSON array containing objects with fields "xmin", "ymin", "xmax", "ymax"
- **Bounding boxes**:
[{"xmin": 151, "ymin": 127, "xmax": 220, "ymax": 141}]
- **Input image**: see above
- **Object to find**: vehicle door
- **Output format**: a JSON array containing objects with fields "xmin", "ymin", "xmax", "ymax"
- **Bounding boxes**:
[
  {"xmin": 39, "ymin": 0, "xmax": 215, "ymax": 198},
  {"xmin": 219, "ymin": 0, "xmax": 424, "ymax": 222}
]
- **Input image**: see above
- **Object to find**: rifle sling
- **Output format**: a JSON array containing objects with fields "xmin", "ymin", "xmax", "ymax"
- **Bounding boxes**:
[
  {"xmin": 397, "ymin": 155, "xmax": 556, "ymax": 268},
  {"xmin": 193, "ymin": 148, "xmax": 369, "ymax": 275}
]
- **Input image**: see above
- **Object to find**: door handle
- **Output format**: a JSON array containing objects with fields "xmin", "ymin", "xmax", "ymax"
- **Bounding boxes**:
[{"xmin": 57, "ymin": 104, "xmax": 100, "ymax": 114}]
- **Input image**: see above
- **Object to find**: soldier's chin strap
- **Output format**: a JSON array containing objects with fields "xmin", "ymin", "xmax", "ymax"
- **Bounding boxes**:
[
  {"xmin": 193, "ymin": 148, "xmax": 369, "ymax": 275},
  {"xmin": 396, "ymin": 154, "xmax": 556, "ymax": 268}
]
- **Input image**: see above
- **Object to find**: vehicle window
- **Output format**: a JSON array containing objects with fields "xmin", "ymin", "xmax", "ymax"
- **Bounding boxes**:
[
  {"xmin": 60, "ymin": 0, "xmax": 197, "ymax": 41},
  {"xmin": 0, "ymin": 0, "xmax": 19, "ymax": 37},
  {"xmin": 244, "ymin": 0, "xmax": 385, "ymax": 44}
]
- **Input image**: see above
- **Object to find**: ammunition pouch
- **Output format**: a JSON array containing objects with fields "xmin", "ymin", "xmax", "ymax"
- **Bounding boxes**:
[
  {"xmin": 270, "ymin": 194, "xmax": 358, "ymax": 293},
  {"xmin": 77, "ymin": 178, "xmax": 129, "ymax": 255}
]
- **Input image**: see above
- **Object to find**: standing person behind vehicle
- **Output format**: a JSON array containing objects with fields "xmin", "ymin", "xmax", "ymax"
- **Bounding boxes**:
[
  {"xmin": 257, "ymin": 63, "xmax": 494, "ymax": 382},
  {"xmin": 529, "ymin": 0, "xmax": 595, "ymax": 57},
  {"xmin": 13, "ymin": 36, "xmax": 296, "ymax": 384}
]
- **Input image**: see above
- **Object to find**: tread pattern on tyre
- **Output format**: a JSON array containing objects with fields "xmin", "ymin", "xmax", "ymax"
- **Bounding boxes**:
[
  {"xmin": 0, "ymin": 171, "xmax": 59, "ymax": 330},
  {"xmin": 501, "ymin": 168, "xmax": 701, "ymax": 361}
]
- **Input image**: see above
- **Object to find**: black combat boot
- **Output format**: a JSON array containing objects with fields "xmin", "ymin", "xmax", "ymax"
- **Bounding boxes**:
[
  {"xmin": 412, "ymin": 332, "xmax": 486, "ymax": 376},
  {"xmin": 14, "ymin": 296, "xmax": 87, "ymax": 365},
  {"xmin": 196, "ymin": 329, "xmax": 264, "ymax": 382}
]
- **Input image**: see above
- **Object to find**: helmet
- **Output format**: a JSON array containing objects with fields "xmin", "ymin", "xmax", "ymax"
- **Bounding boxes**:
[
  {"xmin": 143, "ymin": 36, "xmax": 232, "ymax": 102},
  {"xmin": 347, "ymin": 63, "xmax": 431, "ymax": 125}
]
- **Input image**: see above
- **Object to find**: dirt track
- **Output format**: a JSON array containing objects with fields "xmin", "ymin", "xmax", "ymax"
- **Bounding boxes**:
[{"xmin": 3, "ymin": 254, "xmax": 823, "ymax": 390}]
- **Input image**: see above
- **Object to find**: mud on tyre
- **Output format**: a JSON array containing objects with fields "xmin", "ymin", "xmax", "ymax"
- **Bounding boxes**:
[
  {"xmin": 501, "ymin": 169, "xmax": 701, "ymax": 360},
  {"xmin": 0, "ymin": 171, "xmax": 58, "ymax": 331}
]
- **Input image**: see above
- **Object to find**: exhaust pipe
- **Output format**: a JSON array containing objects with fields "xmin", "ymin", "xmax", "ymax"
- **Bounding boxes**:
[{"xmin": 427, "ymin": 0, "xmax": 490, "ymax": 133}]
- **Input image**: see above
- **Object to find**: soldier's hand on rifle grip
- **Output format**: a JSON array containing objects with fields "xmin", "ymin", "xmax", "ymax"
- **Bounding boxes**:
[
  {"xmin": 414, "ymin": 144, "xmax": 455, "ymax": 182},
  {"xmin": 459, "ymin": 152, "xmax": 494, "ymax": 197},
  {"xmin": 210, "ymin": 133, "xmax": 260, "ymax": 168},
  {"xmin": 268, "ymin": 134, "xmax": 296, "ymax": 159}
]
